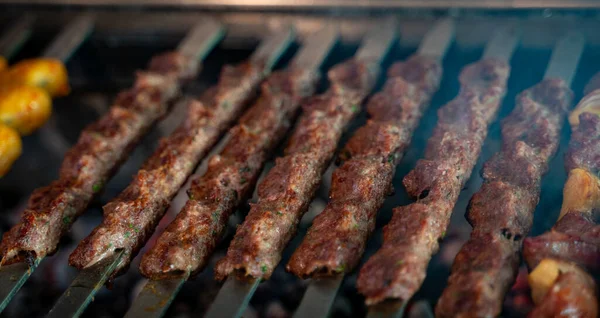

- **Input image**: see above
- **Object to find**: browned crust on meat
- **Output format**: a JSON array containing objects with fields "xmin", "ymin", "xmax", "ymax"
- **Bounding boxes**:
[
  {"xmin": 138, "ymin": 68, "xmax": 321, "ymax": 280},
  {"xmin": 68, "ymin": 62, "xmax": 268, "ymax": 276},
  {"xmin": 285, "ymin": 56, "xmax": 443, "ymax": 278},
  {"xmin": 213, "ymin": 59, "xmax": 382, "ymax": 280},
  {"xmin": 357, "ymin": 58, "xmax": 510, "ymax": 305},
  {"xmin": 435, "ymin": 79, "xmax": 573, "ymax": 317},
  {"xmin": 0, "ymin": 52, "xmax": 195, "ymax": 265}
]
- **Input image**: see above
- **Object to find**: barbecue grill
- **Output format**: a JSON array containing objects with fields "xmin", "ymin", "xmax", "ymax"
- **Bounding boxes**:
[{"xmin": 0, "ymin": 2, "xmax": 598, "ymax": 318}]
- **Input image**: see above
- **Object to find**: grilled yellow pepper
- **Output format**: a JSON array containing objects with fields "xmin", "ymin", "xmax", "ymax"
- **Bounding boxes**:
[
  {"xmin": 0, "ymin": 123, "xmax": 22, "ymax": 177},
  {"xmin": 0, "ymin": 58, "xmax": 70, "ymax": 97},
  {"xmin": 0, "ymin": 85, "xmax": 52, "ymax": 135},
  {"xmin": 0, "ymin": 57, "xmax": 6, "ymax": 73}
]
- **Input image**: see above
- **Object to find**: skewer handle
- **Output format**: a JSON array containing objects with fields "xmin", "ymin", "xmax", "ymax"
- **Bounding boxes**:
[
  {"xmin": 291, "ymin": 25, "xmax": 338, "ymax": 72},
  {"xmin": 176, "ymin": 18, "xmax": 225, "ymax": 61},
  {"xmin": 367, "ymin": 300, "xmax": 408, "ymax": 318},
  {"xmin": 46, "ymin": 251, "xmax": 124, "ymax": 318},
  {"xmin": 0, "ymin": 260, "xmax": 39, "ymax": 313},
  {"xmin": 355, "ymin": 16, "xmax": 397, "ymax": 64},
  {"xmin": 544, "ymin": 31, "xmax": 585, "ymax": 86},
  {"xmin": 250, "ymin": 26, "xmax": 295, "ymax": 71},
  {"xmin": 292, "ymin": 276, "xmax": 344, "ymax": 318},
  {"xmin": 42, "ymin": 13, "xmax": 95, "ymax": 62},
  {"xmin": 482, "ymin": 22, "xmax": 520, "ymax": 62},
  {"xmin": 124, "ymin": 276, "xmax": 187, "ymax": 318},
  {"xmin": 417, "ymin": 18, "xmax": 455, "ymax": 60},
  {"xmin": 204, "ymin": 277, "xmax": 261, "ymax": 318},
  {"xmin": 0, "ymin": 15, "xmax": 35, "ymax": 59}
]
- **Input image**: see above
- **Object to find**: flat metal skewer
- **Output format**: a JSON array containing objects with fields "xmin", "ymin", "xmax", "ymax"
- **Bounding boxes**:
[
  {"xmin": 543, "ymin": 31, "xmax": 585, "ymax": 86},
  {"xmin": 0, "ymin": 14, "xmax": 100, "ymax": 314},
  {"xmin": 38, "ymin": 13, "xmax": 97, "ymax": 157},
  {"xmin": 363, "ymin": 22, "xmax": 520, "ymax": 318},
  {"xmin": 0, "ymin": 15, "xmax": 35, "ymax": 60},
  {"xmin": 46, "ymin": 250, "xmax": 125, "ymax": 318},
  {"xmin": 290, "ymin": 18, "xmax": 455, "ymax": 318},
  {"xmin": 126, "ymin": 25, "xmax": 338, "ymax": 318},
  {"xmin": 42, "ymin": 13, "xmax": 95, "ymax": 62}
]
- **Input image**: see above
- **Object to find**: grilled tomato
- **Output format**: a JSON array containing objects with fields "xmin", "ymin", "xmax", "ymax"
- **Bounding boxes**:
[
  {"xmin": 0, "ymin": 123, "xmax": 22, "ymax": 177},
  {"xmin": 0, "ymin": 85, "xmax": 52, "ymax": 135},
  {"xmin": 1, "ymin": 58, "xmax": 70, "ymax": 97}
]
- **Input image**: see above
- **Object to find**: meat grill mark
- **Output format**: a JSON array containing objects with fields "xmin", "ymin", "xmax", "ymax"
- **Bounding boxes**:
[
  {"xmin": 435, "ymin": 79, "xmax": 573, "ymax": 318},
  {"xmin": 522, "ymin": 87, "xmax": 600, "ymax": 316},
  {"xmin": 0, "ymin": 52, "xmax": 198, "ymax": 265},
  {"xmin": 284, "ymin": 55, "xmax": 443, "ymax": 278},
  {"xmin": 138, "ymin": 67, "xmax": 321, "ymax": 280},
  {"xmin": 356, "ymin": 58, "xmax": 510, "ymax": 305},
  {"xmin": 68, "ymin": 61, "xmax": 268, "ymax": 276},
  {"xmin": 213, "ymin": 59, "xmax": 380, "ymax": 280}
]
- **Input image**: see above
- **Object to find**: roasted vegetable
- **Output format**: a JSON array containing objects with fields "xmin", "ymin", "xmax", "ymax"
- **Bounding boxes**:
[
  {"xmin": 0, "ymin": 58, "xmax": 69, "ymax": 97},
  {"xmin": 0, "ymin": 123, "xmax": 22, "ymax": 177},
  {"xmin": 0, "ymin": 85, "xmax": 52, "ymax": 135}
]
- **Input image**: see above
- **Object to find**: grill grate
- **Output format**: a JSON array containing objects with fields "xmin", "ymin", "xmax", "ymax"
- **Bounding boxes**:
[{"xmin": 0, "ymin": 8, "xmax": 597, "ymax": 318}]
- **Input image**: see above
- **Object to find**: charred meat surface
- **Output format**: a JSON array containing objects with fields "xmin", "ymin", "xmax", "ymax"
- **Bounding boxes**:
[
  {"xmin": 68, "ymin": 61, "xmax": 267, "ymax": 276},
  {"xmin": 0, "ymin": 52, "xmax": 196, "ymax": 265},
  {"xmin": 139, "ymin": 68, "xmax": 320, "ymax": 280},
  {"xmin": 357, "ymin": 58, "xmax": 510, "ymax": 305},
  {"xmin": 285, "ymin": 55, "xmax": 443, "ymax": 278},
  {"xmin": 214, "ymin": 59, "xmax": 380, "ymax": 280},
  {"xmin": 435, "ymin": 79, "xmax": 573, "ymax": 318}
]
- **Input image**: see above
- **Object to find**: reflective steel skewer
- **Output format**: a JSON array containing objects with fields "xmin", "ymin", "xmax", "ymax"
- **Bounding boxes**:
[
  {"xmin": 42, "ymin": 19, "xmax": 225, "ymax": 318},
  {"xmin": 0, "ymin": 15, "xmax": 35, "ymax": 61},
  {"xmin": 289, "ymin": 18, "xmax": 456, "ymax": 318},
  {"xmin": 125, "ymin": 25, "xmax": 338, "ymax": 318},
  {"xmin": 48, "ymin": 25, "xmax": 293, "ymax": 318},
  {"xmin": 38, "ymin": 13, "xmax": 97, "ymax": 156},
  {"xmin": 364, "ymin": 22, "xmax": 521, "ymax": 318},
  {"xmin": 203, "ymin": 17, "xmax": 399, "ymax": 318},
  {"xmin": 0, "ymin": 13, "xmax": 98, "ymax": 313},
  {"xmin": 543, "ymin": 31, "xmax": 585, "ymax": 86}
]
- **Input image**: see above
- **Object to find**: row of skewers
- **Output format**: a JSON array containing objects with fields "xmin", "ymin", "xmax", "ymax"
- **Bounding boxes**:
[{"xmin": 0, "ymin": 14, "xmax": 597, "ymax": 318}]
